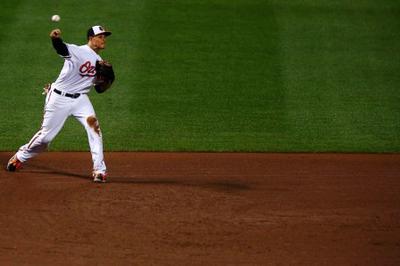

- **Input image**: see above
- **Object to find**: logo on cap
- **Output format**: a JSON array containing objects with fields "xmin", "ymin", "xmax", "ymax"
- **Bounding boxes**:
[{"xmin": 87, "ymin": 25, "xmax": 112, "ymax": 40}]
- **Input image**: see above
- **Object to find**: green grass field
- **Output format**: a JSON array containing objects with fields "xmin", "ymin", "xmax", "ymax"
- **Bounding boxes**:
[{"xmin": 0, "ymin": 0, "xmax": 399, "ymax": 152}]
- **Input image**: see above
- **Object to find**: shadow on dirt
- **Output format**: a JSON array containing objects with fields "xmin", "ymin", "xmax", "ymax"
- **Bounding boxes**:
[{"xmin": 24, "ymin": 164, "xmax": 250, "ymax": 192}]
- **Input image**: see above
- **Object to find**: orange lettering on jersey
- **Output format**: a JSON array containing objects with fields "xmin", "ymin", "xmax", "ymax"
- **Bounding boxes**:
[{"xmin": 79, "ymin": 61, "xmax": 96, "ymax": 77}]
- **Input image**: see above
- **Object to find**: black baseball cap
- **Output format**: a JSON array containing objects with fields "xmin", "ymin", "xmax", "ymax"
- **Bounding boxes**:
[{"xmin": 87, "ymin": 25, "xmax": 112, "ymax": 39}]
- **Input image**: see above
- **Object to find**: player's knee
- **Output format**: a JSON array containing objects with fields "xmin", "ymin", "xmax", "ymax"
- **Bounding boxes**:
[{"xmin": 86, "ymin": 116, "xmax": 101, "ymax": 135}]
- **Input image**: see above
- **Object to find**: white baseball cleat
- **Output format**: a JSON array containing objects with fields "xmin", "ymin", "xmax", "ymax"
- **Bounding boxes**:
[
  {"xmin": 93, "ymin": 172, "xmax": 107, "ymax": 183},
  {"xmin": 6, "ymin": 154, "xmax": 23, "ymax": 172}
]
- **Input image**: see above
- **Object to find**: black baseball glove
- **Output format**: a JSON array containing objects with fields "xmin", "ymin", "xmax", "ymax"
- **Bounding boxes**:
[{"xmin": 94, "ymin": 60, "xmax": 115, "ymax": 93}]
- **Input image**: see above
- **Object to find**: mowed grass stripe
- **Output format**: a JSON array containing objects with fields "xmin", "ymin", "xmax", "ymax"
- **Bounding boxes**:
[
  {"xmin": 275, "ymin": 1, "xmax": 400, "ymax": 152},
  {"xmin": 116, "ymin": 0, "xmax": 283, "ymax": 151}
]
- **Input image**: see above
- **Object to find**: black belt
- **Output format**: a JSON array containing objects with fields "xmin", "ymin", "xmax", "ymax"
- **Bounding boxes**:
[{"xmin": 53, "ymin": 88, "xmax": 81, "ymax": 99}]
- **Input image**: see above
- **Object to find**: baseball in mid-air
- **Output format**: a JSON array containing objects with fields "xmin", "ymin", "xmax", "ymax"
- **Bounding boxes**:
[{"xmin": 51, "ymin": 14, "xmax": 60, "ymax": 22}]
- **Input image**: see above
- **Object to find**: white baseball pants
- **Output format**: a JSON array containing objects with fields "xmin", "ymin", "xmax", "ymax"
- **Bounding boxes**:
[{"xmin": 16, "ymin": 90, "xmax": 107, "ymax": 174}]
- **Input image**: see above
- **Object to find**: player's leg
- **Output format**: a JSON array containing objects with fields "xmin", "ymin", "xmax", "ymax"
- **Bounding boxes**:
[
  {"xmin": 8, "ymin": 92, "xmax": 70, "ymax": 170},
  {"xmin": 72, "ymin": 94, "xmax": 107, "ymax": 182}
]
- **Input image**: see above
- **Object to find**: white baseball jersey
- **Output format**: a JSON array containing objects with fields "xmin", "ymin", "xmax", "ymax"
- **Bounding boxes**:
[{"xmin": 52, "ymin": 44, "xmax": 102, "ymax": 94}]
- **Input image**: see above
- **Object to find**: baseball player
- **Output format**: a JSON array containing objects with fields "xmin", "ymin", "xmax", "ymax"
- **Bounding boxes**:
[{"xmin": 6, "ymin": 25, "xmax": 114, "ymax": 183}]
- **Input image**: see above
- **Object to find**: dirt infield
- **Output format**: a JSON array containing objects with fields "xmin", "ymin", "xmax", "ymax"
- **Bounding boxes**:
[{"xmin": 0, "ymin": 152, "xmax": 399, "ymax": 265}]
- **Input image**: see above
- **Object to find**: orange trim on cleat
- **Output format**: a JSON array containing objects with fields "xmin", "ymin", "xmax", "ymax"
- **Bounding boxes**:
[
  {"xmin": 6, "ymin": 154, "xmax": 23, "ymax": 172},
  {"xmin": 93, "ymin": 172, "xmax": 107, "ymax": 183}
]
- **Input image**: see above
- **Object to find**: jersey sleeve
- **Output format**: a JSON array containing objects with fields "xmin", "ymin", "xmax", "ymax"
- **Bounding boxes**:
[
  {"xmin": 52, "ymin": 38, "xmax": 70, "ymax": 58},
  {"xmin": 62, "ymin": 43, "xmax": 81, "ymax": 60}
]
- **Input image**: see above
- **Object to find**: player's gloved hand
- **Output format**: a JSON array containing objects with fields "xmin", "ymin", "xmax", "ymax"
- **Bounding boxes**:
[{"xmin": 94, "ymin": 60, "xmax": 115, "ymax": 93}]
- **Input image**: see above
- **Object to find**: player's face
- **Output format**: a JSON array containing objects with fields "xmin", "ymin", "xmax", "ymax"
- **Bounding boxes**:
[{"xmin": 92, "ymin": 34, "xmax": 107, "ymax": 50}]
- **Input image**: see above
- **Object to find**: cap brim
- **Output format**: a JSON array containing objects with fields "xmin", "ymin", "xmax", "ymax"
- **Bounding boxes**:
[{"xmin": 95, "ymin": 31, "xmax": 112, "ymax": 37}]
